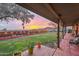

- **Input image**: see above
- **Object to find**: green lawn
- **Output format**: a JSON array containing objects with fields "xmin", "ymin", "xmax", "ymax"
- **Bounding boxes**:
[{"xmin": 0, "ymin": 32, "xmax": 57, "ymax": 56}]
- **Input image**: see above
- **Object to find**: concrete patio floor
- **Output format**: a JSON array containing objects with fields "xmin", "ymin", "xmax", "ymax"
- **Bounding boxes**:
[
  {"xmin": 21, "ymin": 33, "xmax": 79, "ymax": 56},
  {"xmin": 21, "ymin": 45, "xmax": 56, "ymax": 56},
  {"xmin": 54, "ymin": 33, "xmax": 79, "ymax": 56}
]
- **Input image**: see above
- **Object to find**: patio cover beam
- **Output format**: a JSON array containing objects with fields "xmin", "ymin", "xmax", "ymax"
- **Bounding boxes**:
[
  {"xmin": 17, "ymin": 3, "xmax": 64, "ymax": 25},
  {"xmin": 17, "ymin": 3, "xmax": 79, "ymax": 26}
]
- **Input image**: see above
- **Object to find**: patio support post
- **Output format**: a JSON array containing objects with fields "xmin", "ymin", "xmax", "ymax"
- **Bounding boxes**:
[
  {"xmin": 57, "ymin": 19, "xmax": 60, "ymax": 48},
  {"xmin": 72, "ymin": 25, "xmax": 75, "ymax": 34},
  {"xmin": 76, "ymin": 24, "xmax": 78, "ymax": 35},
  {"xmin": 64, "ymin": 25, "xmax": 66, "ymax": 34},
  {"xmin": 62, "ymin": 23, "xmax": 65, "ymax": 39},
  {"xmin": 62, "ymin": 26, "xmax": 64, "ymax": 39}
]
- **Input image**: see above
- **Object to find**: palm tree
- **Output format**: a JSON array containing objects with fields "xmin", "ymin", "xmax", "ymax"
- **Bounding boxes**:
[{"xmin": 0, "ymin": 3, "xmax": 34, "ymax": 30}]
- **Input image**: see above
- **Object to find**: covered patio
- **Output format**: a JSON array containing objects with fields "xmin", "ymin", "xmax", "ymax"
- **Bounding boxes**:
[{"xmin": 17, "ymin": 3, "xmax": 79, "ymax": 56}]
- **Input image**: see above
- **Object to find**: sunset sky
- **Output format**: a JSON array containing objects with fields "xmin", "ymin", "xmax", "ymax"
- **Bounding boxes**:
[{"xmin": 0, "ymin": 11, "xmax": 57, "ymax": 30}]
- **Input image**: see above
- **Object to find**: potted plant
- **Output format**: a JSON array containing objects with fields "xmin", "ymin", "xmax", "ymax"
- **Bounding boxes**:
[
  {"xmin": 28, "ymin": 41, "xmax": 35, "ymax": 55},
  {"xmin": 36, "ymin": 41, "xmax": 41, "ymax": 49}
]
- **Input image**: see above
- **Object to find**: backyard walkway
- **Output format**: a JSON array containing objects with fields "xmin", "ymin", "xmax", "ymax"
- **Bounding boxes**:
[{"xmin": 21, "ymin": 33, "xmax": 79, "ymax": 56}]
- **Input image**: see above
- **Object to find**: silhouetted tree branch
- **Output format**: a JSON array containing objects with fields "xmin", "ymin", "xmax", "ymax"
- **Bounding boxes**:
[{"xmin": 0, "ymin": 3, "xmax": 34, "ymax": 30}]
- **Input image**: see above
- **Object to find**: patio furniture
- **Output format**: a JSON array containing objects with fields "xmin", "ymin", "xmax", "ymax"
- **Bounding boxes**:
[
  {"xmin": 69, "ymin": 37, "xmax": 79, "ymax": 45},
  {"xmin": 36, "ymin": 42, "xmax": 41, "ymax": 49}
]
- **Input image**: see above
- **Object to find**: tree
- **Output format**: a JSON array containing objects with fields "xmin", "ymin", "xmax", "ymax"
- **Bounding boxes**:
[{"xmin": 0, "ymin": 3, "xmax": 34, "ymax": 30}]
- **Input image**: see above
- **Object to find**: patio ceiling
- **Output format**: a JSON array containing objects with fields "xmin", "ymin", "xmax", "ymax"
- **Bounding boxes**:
[{"xmin": 17, "ymin": 3, "xmax": 79, "ymax": 26}]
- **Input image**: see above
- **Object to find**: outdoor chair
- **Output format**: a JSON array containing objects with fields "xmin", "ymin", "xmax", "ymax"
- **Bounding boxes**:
[{"xmin": 69, "ymin": 37, "xmax": 79, "ymax": 45}]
